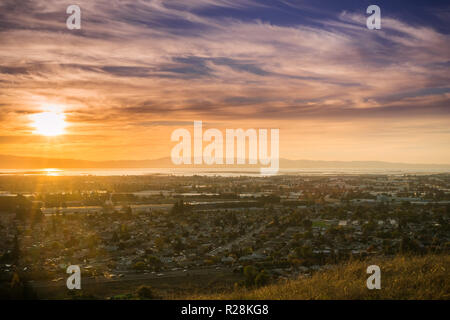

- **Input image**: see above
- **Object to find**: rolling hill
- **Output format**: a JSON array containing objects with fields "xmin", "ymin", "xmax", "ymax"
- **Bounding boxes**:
[{"xmin": 1, "ymin": 154, "xmax": 450, "ymax": 170}]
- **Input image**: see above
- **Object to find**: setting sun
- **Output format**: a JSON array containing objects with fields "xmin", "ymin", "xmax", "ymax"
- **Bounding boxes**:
[{"xmin": 30, "ymin": 111, "xmax": 67, "ymax": 136}]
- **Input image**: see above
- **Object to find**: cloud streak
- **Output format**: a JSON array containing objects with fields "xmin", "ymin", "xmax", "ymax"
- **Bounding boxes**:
[{"xmin": 0, "ymin": 0, "xmax": 449, "ymax": 162}]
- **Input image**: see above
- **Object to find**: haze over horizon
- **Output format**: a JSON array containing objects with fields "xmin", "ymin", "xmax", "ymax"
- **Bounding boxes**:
[
  {"xmin": 0, "ymin": 0, "xmax": 449, "ymax": 164},
  {"xmin": 1, "ymin": 153, "xmax": 450, "ymax": 170}
]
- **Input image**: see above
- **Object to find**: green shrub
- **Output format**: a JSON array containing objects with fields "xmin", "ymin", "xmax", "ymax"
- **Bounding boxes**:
[{"xmin": 136, "ymin": 286, "xmax": 156, "ymax": 299}]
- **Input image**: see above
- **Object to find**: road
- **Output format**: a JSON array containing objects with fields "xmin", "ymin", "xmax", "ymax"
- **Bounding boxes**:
[
  {"xmin": 30, "ymin": 265, "xmax": 234, "ymax": 289},
  {"xmin": 208, "ymin": 225, "xmax": 266, "ymax": 256}
]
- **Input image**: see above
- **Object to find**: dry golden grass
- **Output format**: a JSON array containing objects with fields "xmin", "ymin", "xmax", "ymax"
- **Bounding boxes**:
[{"xmin": 193, "ymin": 255, "xmax": 449, "ymax": 300}]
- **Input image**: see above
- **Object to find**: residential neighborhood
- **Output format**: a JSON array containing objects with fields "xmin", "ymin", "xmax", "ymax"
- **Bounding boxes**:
[{"xmin": 0, "ymin": 173, "xmax": 449, "ymax": 298}]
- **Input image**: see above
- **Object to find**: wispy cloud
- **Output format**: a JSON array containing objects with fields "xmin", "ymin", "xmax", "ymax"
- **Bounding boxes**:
[{"xmin": 0, "ymin": 0, "xmax": 449, "ymax": 162}]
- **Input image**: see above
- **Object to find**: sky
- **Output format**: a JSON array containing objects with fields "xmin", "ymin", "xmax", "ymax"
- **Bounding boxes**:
[{"xmin": 0, "ymin": 0, "xmax": 449, "ymax": 164}]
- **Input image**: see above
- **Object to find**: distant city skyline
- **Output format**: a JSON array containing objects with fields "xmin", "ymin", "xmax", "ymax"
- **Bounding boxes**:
[{"xmin": 0, "ymin": 0, "xmax": 449, "ymax": 164}]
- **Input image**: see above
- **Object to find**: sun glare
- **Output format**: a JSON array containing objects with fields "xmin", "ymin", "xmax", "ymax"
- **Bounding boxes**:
[
  {"xmin": 30, "ymin": 111, "xmax": 67, "ymax": 136},
  {"xmin": 44, "ymin": 168, "xmax": 62, "ymax": 176}
]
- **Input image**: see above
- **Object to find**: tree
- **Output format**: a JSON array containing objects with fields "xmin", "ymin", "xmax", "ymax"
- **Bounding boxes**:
[
  {"xmin": 11, "ymin": 234, "xmax": 20, "ymax": 264},
  {"xmin": 254, "ymin": 270, "xmax": 270, "ymax": 287},
  {"xmin": 137, "ymin": 285, "xmax": 156, "ymax": 299},
  {"xmin": 122, "ymin": 205, "xmax": 132, "ymax": 217},
  {"xmin": 243, "ymin": 265, "xmax": 258, "ymax": 287},
  {"xmin": 31, "ymin": 208, "xmax": 43, "ymax": 225},
  {"xmin": 133, "ymin": 261, "xmax": 146, "ymax": 271},
  {"xmin": 171, "ymin": 200, "xmax": 190, "ymax": 215},
  {"xmin": 302, "ymin": 219, "xmax": 312, "ymax": 229},
  {"xmin": 111, "ymin": 231, "xmax": 119, "ymax": 242}
]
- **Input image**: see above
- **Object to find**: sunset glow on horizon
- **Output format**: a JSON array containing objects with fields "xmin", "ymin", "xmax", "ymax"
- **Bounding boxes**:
[{"xmin": 0, "ymin": 0, "xmax": 449, "ymax": 164}]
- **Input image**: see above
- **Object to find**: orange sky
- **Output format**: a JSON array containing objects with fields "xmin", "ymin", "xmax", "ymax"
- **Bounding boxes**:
[{"xmin": 0, "ymin": 0, "xmax": 449, "ymax": 164}]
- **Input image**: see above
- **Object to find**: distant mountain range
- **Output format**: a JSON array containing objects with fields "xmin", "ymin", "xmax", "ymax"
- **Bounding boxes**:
[{"xmin": 1, "ymin": 154, "xmax": 449, "ymax": 170}]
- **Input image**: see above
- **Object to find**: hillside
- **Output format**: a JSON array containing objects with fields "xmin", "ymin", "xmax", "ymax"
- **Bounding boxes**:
[{"xmin": 193, "ymin": 255, "xmax": 450, "ymax": 300}]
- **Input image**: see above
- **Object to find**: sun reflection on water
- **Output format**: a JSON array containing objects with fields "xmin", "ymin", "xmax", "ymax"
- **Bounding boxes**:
[{"xmin": 44, "ymin": 168, "xmax": 62, "ymax": 176}]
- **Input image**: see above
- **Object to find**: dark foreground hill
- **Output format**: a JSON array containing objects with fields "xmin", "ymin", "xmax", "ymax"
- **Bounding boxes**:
[{"xmin": 193, "ymin": 254, "xmax": 449, "ymax": 300}]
